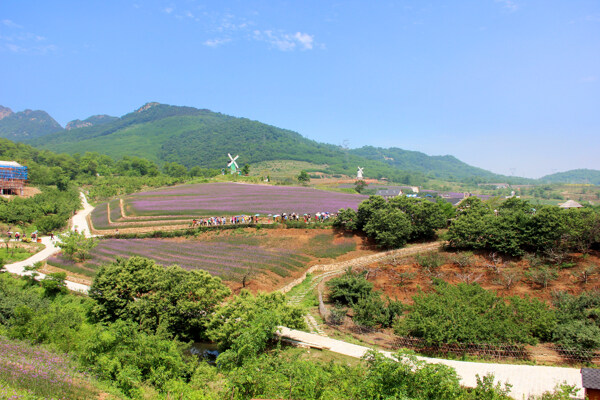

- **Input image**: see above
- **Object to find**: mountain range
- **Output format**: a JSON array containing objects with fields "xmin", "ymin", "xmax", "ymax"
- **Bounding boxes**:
[{"xmin": 0, "ymin": 102, "xmax": 596, "ymax": 185}]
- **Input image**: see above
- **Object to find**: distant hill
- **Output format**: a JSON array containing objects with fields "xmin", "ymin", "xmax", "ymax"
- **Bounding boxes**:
[
  {"xmin": 24, "ymin": 102, "xmax": 523, "ymax": 184},
  {"xmin": 66, "ymin": 114, "xmax": 118, "ymax": 130},
  {"xmin": 540, "ymin": 169, "xmax": 600, "ymax": 185},
  {"xmin": 0, "ymin": 106, "xmax": 62, "ymax": 141},
  {"xmin": 349, "ymin": 146, "xmax": 502, "ymax": 181}
]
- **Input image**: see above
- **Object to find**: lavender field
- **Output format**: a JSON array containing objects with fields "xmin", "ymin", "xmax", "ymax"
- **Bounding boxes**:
[
  {"xmin": 125, "ymin": 182, "xmax": 367, "ymax": 216},
  {"xmin": 48, "ymin": 237, "xmax": 311, "ymax": 282},
  {"xmin": 0, "ymin": 336, "xmax": 97, "ymax": 399}
]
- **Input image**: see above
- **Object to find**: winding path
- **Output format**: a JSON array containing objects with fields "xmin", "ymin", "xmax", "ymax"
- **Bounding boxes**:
[{"xmin": 3, "ymin": 192, "xmax": 586, "ymax": 399}]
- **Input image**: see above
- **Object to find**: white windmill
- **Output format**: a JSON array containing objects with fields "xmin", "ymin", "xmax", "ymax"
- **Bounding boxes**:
[
  {"xmin": 357, "ymin": 166, "xmax": 364, "ymax": 180},
  {"xmin": 227, "ymin": 153, "xmax": 240, "ymax": 174}
]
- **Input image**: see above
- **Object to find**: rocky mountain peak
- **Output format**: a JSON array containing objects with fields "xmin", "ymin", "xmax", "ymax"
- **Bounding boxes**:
[
  {"xmin": 0, "ymin": 106, "xmax": 14, "ymax": 120},
  {"xmin": 135, "ymin": 102, "xmax": 160, "ymax": 113}
]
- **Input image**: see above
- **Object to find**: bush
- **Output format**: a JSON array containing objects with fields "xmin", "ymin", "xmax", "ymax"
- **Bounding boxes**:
[{"xmin": 326, "ymin": 268, "xmax": 374, "ymax": 306}]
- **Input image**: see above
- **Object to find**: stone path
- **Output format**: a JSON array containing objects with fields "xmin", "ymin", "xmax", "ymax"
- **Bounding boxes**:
[
  {"xmin": 4, "ymin": 192, "xmax": 92, "ymax": 294},
  {"xmin": 276, "ymin": 327, "xmax": 583, "ymax": 400}
]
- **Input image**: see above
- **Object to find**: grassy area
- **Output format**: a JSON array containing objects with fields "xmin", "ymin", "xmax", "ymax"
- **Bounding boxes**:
[
  {"xmin": 250, "ymin": 160, "xmax": 329, "ymax": 179},
  {"xmin": 306, "ymin": 233, "xmax": 356, "ymax": 258},
  {"xmin": 0, "ymin": 243, "xmax": 43, "ymax": 265}
]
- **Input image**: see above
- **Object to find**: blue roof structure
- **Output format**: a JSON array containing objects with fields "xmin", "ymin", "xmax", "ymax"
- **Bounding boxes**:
[{"xmin": 0, "ymin": 161, "xmax": 28, "ymax": 181}]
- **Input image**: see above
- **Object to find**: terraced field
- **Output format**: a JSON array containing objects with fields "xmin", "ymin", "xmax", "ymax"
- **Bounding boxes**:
[
  {"xmin": 89, "ymin": 182, "xmax": 367, "ymax": 232},
  {"xmin": 46, "ymin": 230, "xmax": 362, "ymax": 290}
]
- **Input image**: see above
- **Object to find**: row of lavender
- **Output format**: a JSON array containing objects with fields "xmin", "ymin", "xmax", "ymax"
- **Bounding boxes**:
[
  {"xmin": 125, "ymin": 182, "xmax": 367, "ymax": 216},
  {"xmin": 48, "ymin": 238, "xmax": 311, "ymax": 282}
]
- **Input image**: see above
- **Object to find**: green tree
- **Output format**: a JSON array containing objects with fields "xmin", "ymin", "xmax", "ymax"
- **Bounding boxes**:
[
  {"xmin": 90, "ymin": 256, "xmax": 231, "ymax": 340},
  {"xmin": 163, "ymin": 161, "xmax": 188, "ymax": 178},
  {"xmin": 297, "ymin": 170, "xmax": 310, "ymax": 184},
  {"xmin": 206, "ymin": 290, "xmax": 305, "ymax": 368},
  {"xmin": 395, "ymin": 282, "xmax": 553, "ymax": 346},
  {"xmin": 241, "ymin": 164, "xmax": 250, "ymax": 175},
  {"xmin": 326, "ymin": 268, "xmax": 374, "ymax": 306},
  {"xmin": 56, "ymin": 231, "xmax": 98, "ymax": 262},
  {"xmin": 364, "ymin": 208, "xmax": 412, "ymax": 248},
  {"xmin": 355, "ymin": 180, "xmax": 368, "ymax": 193}
]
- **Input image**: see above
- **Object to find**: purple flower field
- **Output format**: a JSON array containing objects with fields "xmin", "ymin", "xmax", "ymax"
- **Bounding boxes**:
[
  {"xmin": 0, "ymin": 336, "xmax": 95, "ymax": 399},
  {"xmin": 49, "ymin": 238, "xmax": 311, "ymax": 281},
  {"xmin": 125, "ymin": 182, "xmax": 367, "ymax": 216}
]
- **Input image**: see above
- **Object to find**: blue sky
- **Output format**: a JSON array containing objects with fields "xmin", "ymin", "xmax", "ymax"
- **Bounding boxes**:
[{"xmin": 1, "ymin": 1, "xmax": 598, "ymax": 178}]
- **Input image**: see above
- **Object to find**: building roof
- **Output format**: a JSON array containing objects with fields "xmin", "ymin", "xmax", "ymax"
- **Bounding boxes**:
[
  {"xmin": 0, "ymin": 161, "xmax": 23, "ymax": 168},
  {"xmin": 582, "ymin": 368, "xmax": 600, "ymax": 390},
  {"xmin": 375, "ymin": 189, "xmax": 402, "ymax": 197},
  {"xmin": 559, "ymin": 200, "xmax": 584, "ymax": 208}
]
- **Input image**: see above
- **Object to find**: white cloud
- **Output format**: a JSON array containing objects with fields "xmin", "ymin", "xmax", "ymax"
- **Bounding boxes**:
[
  {"xmin": 1, "ymin": 19, "xmax": 22, "ymax": 28},
  {"xmin": 495, "ymin": 0, "xmax": 519, "ymax": 12},
  {"xmin": 580, "ymin": 76, "xmax": 598, "ymax": 83},
  {"xmin": 203, "ymin": 38, "xmax": 231, "ymax": 47},
  {"xmin": 164, "ymin": 7, "xmax": 173, "ymax": 14},
  {"xmin": 253, "ymin": 30, "xmax": 315, "ymax": 51},
  {"xmin": 293, "ymin": 32, "xmax": 314, "ymax": 50}
]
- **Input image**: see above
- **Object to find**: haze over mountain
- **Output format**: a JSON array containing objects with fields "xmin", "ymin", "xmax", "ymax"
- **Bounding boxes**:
[{"xmin": 540, "ymin": 169, "xmax": 600, "ymax": 186}]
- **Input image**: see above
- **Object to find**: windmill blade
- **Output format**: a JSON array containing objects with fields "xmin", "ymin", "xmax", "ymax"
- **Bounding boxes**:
[
  {"xmin": 233, "ymin": 160, "xmax": 239, "ymax": 168},
  {"xmin": 228, "ymin": 153, "xmax": 234, "ymax": 161},
  {"xmin": 232, "ymin": 155, "xmax": 239, "ymax": 161},
  {"xmin": 227, "ymin": 160, "xmax": 233, "ymax": 167}
]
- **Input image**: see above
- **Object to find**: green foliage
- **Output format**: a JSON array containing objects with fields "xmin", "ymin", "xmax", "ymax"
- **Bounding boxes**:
[
  {"xmin": 79, "ymin": 320, "xmax": 191, "ymax": 397},
  {"xmin": 40, "ymin": 272, "xmax": 68, "ymax": 297},
  {"xmin": 206, "ymin": 290, "xmax": 305, "ymax": 368},
  {"xmin": 0, "ymin": 109, "xmax": 62, "ymax": 140},
  {"xmin": 524, "ymin": 266, "xmax": 559, "ymax": 289},
  {"xmin": 326, "ymin": 269, "xmax": 374, "ymax": 306},
  {"xmin": 56, "ymin": 230, "xmax": 98, "ymax": 262},
  {"xmin": 0, "ymin": 186, "xmax": 80, "ymax": 228},
  {"xmin": 90, "ymin": 256, "xmax": 231, "ymax": 340},
  {"xmin": 353, "ymin": 295, "xmax": 404, "ymax": 329},
  {"xmin": 354, "ymin": 180, "xmax": 368, "ymax": 193},
  {"xmin": 541, "ymin": 168, "xmax": 600, "ymax": 185},
  {"xmin": 395, "ymin": 282, "xmax": 555, "ymax": 346},
  {"xmin": 297, "ymin": 169, "xmax": 310, "ymax": 183},
  {"xmin": 448, "ymin": 199, "xmax": 600, "ymax": 256},
  {"xmin": 415, "ymin": 252, "xmax": 446, "ymax": 270},
  {"xmin": 364, "ymin": 208, "xmax": 412, "ymax": 248},
  {"xmin": 333, "ymin": 208, "xmax": 358, "ymax": 231},
  {"xmin": 551, "ymin": 291, "xmax": 600, "ymax": 350}
]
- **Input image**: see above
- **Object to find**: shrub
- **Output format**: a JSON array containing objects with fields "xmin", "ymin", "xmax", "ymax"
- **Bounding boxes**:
[{"xmin": 326, "ymin": 268, "xmax": 374, "ymax": 306}]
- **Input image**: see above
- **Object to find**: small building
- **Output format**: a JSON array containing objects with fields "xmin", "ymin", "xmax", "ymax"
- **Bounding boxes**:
[
  {"xmin": 0, "ymin": 161, "xmax": 27, "ymax": 195},
  {"xmin": 559, "ymin": 200, "xmax": 584, "ymax": 209},
  {"xmin": 581, "ymin": 368, "xmax": 600, "ymax": 400},
  {"xmin": 375, "ymin": 188, "xmax": 403, "ymax": 200}
]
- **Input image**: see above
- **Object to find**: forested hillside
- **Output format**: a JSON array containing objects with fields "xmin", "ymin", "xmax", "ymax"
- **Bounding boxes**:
[
  {"xmin": 26, "ymin": 102, "xmax": 522, "ymax": 185},
  {"xmin": 0, "ymin": 107, "xmax": 63, "ymax": 140},
  {"xmin": 541, "ymin": 169, "xmax": 600, "ymax": 185}
]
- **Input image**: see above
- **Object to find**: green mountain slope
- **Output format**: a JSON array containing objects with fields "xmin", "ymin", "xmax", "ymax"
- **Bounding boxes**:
[
  {"xmin": 349, "ymin": 146, "xmax": 501, "ymax": 181},
  {"xmin": 65, "ymin": 114, "xmax": 118, "ymax": 130},
  {"xmin": 0, "ymin": 106, "xmax": 63, "ymax": 140},
  {"xmin": 30, "ymin": 102, "xmax": 521, "ymax": 184},
  {"xmin": 540, "ymin": 169, "xmax": 600, "ymax": 185}
]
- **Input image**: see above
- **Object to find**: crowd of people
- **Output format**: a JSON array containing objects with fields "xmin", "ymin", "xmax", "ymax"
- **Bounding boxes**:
[
  {"xmin": 6, "ymin": 230, "xmax": 39, "ymax": 242},
  {"xmin": 189, "ymin": 211, "xmax": 336, "ymax": 228}
]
